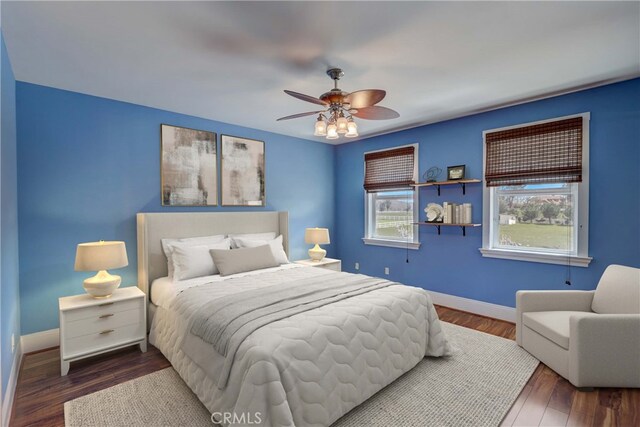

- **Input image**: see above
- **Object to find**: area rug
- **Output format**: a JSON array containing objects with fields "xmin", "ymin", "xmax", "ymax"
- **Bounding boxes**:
[{"xmin": 64, "ymin": 322, "xmax": 539, "ymax": 427}]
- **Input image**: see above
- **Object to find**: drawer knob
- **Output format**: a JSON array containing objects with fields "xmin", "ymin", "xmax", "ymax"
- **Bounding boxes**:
[
  {"xmin": 99, "ymin": 314, "xmax": 114, "ymax": 319},
  {"xmin": 98, "ymin": 302, "xmax": 114, "ymax": 307},
  {"xmin": 99, "ymin": 329, "xmax": 114, "ymax": 335}
]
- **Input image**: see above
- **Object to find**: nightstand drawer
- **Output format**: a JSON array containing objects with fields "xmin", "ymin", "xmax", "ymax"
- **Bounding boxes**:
[
  {"xmin": 64, "ymin": 298, "xmax": 142, "ymax": 322},
  {"xmin": 64, "ymin": 308, "xmax": 144, "ymax": 339},
  {"xmin": 63, "ymin": 322, "xmax": 145, "ymax": 360}
]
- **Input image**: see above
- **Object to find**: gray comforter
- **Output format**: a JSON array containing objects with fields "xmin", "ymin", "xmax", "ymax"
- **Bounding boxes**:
[
  {"xmin": 188, "ymin": 273, "xmax": 392, "ymax": 387},
  {"xmin": 155, "ymin": 266, "xmax": 451, "ymax": 426}
]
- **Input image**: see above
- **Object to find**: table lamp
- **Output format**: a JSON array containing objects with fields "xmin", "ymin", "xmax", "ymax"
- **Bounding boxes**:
[
  {"xmin": 305, "ymin": 228, "xmax": 330, "ymax": 261},
  {"xmin": 74, "ymin": 241, "xmax": 128, "ymax": 298}
]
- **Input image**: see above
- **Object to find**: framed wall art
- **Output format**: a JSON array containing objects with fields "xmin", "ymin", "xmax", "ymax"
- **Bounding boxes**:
[
  {"xmin": 220, "ymin": 134, "xmax": 265, "ymax": 206},
  {"xmin": 161, "ymin": 124, "xmax": 217, "ymax": 206}
]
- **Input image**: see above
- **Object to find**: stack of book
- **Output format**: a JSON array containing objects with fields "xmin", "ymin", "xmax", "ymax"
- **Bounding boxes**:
[{"xmin": 443, "ymin": 202, "xmax": 472, "ymax": 224}]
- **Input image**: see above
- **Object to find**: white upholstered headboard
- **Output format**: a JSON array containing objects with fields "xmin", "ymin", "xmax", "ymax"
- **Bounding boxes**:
[{"xmin": 136, "ymin": 211, "xmax": 289, "ymax": 296}]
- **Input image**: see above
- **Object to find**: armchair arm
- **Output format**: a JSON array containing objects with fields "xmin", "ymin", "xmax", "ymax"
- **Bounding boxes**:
[
  {"xmin": 570, "ymin": 314, "xmax": 640, "ymax": 388},
  {"xmin": 516, "ymin": 290, "xmax": 595, "ymax": 344}
]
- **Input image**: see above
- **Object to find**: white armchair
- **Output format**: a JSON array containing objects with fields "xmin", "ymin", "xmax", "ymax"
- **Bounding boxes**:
[{"xmin": 516, "ymin": 264, "xmax": 640, "ymax": 388}]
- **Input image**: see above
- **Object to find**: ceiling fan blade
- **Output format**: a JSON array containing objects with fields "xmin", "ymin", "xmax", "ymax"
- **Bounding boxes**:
[
  {"xmin": 276, "ymin": 110, "xmax": 324, "ymax": 121},
  {"xmin": 284, "ymin": 90, "xmax": 328, "ymax": 107},
  {"xmin": 344, "ymin": 89, "xmax": 386, "ymax": 109},
  {"xmin": 352, "ymin": 105, "xmax": 400, "ymax": 120}
]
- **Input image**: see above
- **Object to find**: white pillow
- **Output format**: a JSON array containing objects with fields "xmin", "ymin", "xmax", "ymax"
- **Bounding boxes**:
[
  {"xmin": 233, "ymin": 235, "xmax": 289, "ymax": 265},
  {"xmin": 171, "ymin": 239, "xmax": 231, "ymax": 282},
  {"xmin": 162, "ymin": 234, "xmax": 226, "ymax": 278},
  {"xmin": 229, "ymin": 232, "xmax": 276, "ymax": 249}
]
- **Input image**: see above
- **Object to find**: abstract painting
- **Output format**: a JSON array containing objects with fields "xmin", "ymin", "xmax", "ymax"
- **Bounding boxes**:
[
  {"xmin": 161, "ymin": 124, "xmax": 217, "ymax": 206},
  {"xmin": 221, "ymin": 135, "xmax": 265, "ymax": 206}
]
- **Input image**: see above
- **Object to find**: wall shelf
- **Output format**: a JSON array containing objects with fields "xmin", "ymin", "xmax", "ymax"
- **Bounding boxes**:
[
  {"xmin": 412, "ymin": 179, "xmax": 481, "ymax": 195},
  {"xmin": 413, "ymin": 222, "xmax": 481, "ymax": 236}
]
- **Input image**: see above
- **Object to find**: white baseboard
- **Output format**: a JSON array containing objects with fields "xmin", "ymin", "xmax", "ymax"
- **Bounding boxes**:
[
  {"xmin": 1, "ymin": 343, "xmax": 22, "ymax": 427},
  {"xmin": 21, "ymin": 328, "xmax": 59, "ymax": 354},
  {"xmin": 426, "ymin": 290, "xmax": 516, "ymax": 323}
]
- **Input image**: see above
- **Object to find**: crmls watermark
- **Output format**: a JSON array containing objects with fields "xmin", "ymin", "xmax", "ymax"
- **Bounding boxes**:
[{"xmin": 211, "ymin": 412, "xmax": 263, "ymax": 425}]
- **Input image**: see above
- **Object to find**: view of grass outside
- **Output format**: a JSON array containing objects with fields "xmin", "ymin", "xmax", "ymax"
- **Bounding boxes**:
[
  {"xmin": 496, "ymin": 186, "xmax": 575, "ymax": 251},
  {"xmin": 499, "ymin": 223, "xmax": 573, "ymax": 250}
]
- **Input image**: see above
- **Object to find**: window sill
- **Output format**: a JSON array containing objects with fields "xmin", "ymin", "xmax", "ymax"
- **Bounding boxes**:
[
  {"xmin": 362, "ymin": 238, "xmax": 421, "ymax": 250},
  {"xmin": 479, "ymin": 248, "xmax": 592, "ymax": 267}
]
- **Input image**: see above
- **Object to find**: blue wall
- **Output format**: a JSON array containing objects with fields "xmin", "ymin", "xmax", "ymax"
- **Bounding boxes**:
[
  {"xmin": 1, "ymin": 33, "xmax": 21, "ymax": 395},
  {"xmin": 11, "ymin": 73, "xmax": 640, "ymax": 334},
  {"xmin": 335, "ymin": 78, "xmax": 640, "ymax": 307},
  {"xmin": 16, "ymin": 83, "xmax": 335, "ymax": 334}
]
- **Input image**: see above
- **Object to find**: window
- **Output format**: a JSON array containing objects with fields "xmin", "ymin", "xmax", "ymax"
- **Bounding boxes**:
[
  {"xmin": 481, "ymin": 114, "xmax": 591, "ymax": 266},
  {"xmin": 363, "ymin": 144, "xmax": 420, "ymax": 249}
]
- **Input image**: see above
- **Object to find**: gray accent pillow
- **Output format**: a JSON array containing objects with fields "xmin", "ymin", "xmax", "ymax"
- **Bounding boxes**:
[
  {"xmin": 210, "ymin": 245, "xmax": 279, "ymax": 276},
  {"xmin": 233, "ymin": 235, "xmax": 289, "ymax": 265}
]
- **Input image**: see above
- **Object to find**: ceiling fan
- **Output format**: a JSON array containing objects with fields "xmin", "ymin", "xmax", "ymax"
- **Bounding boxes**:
[{"xmin": 277, "ymin": 68, "xmax": 400, "ymax": 140}]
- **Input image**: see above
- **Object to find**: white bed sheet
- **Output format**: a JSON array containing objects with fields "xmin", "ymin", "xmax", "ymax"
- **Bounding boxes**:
[{"xmin": 150, "ymin": 263, "xmax": 302, "ymax": 308}]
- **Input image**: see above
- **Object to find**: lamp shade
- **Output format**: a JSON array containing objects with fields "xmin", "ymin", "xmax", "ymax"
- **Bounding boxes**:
[
  {"xmin": 74, "ymin": 241, "xmax": 128, "ymax": 271},
  {"xmin": 336, "ymin": 115, "xmax": 349, "ymax": 134},
  {"xmin": 345, "ymin": 119, "xmax": 358, "ymax": 138},
  {"xmin": 304, "ymin": 228, "xmax": 330, "ymax": 245},
  {"xmin": 314, "ymin": 117, "xmax": 327, "ymax": 136},
  {"xmin": 326, "ymin": 123, "xmax": 339, "ymax": 140}
]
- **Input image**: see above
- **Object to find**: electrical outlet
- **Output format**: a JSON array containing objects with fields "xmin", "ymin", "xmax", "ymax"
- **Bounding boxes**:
[
  {"xmin": 355, "ymin": 262, "xmax": 360, "ymax": 270},
  {"xmin": 11, "ymin": 333, "xmax": 15, "ymax": 353},
  {"xmin": 384, "ymin": 267, "xmax": 390, "ymax": 275}
]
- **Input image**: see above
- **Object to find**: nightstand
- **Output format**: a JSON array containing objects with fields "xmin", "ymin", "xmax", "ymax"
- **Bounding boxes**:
[
  {"xmin": 295, "ymin": 258, "xmax": 342, "ymax": 272},
  {"xmin": 59, "ymin": 286, "xmax": 147, "ymax": 376}
]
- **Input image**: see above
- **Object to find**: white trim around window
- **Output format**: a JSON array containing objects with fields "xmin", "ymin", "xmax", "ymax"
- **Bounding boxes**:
[
  {"xmin": 480, "ymin": 113, "xmax": 592, "ymax": 267},
  {"xmin": 362, "ymin": 238, "xmax": 421, "ymax": 250},
  {"xmin": 363, "ymin": 143, "xmax": 421, "ymax": 250}
]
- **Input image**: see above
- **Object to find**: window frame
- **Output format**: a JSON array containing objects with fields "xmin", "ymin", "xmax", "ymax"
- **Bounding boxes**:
[
  {"xmin": 363, "ymin": 143, "xmax": 421, "ymax": 250},
  {"xmin": 480, "ymin": 113, "xmax": 592, "ymax": 267}
]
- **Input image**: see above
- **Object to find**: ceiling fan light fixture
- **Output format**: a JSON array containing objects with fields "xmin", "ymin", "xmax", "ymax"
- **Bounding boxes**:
[
  {"xmin": 345, "ymin": 118, "xmax": 358, "ymax": 138},
  {"xmin": 280, "ymin": 68, "xmax": 399, "ymax": 141},
  {"xmin": 313, "ymin": 115, "xmax": 327, "ymax": 136},
  {"xmin": 326, "ymin": 123, "xmax": 339, "ymax": 140},
  {"xmin": 336, "ymin": 113, "xmax": 349, "ymax": 134}
]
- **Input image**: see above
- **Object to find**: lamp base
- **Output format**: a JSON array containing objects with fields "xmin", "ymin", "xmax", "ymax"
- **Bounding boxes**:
[
  {"xmin": 308, "ymin": 244, "xmax": 327, "ymax": 262},
  {"xmin": 83, "ymin": 270, "xmax": 121, "ymax": 298}
]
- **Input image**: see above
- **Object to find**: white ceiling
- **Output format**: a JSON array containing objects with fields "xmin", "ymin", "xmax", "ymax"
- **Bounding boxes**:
[{"xmin": 2, "ymin": 1, "xmax": 639, "ymax": 144}]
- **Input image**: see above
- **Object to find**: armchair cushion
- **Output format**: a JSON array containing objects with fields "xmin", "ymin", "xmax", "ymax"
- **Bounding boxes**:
[
  {"xmin": 523, "ymin": 311, "xmax": 598, "ymax": 350},
  {"xmin": 592, "ymin": 265, "xmax": 640, "ymax": 314}
]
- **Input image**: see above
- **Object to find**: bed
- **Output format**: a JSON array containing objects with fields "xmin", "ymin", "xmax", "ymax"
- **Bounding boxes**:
[{"xmin": 138, "ymin": 212, "xmax": 451, "ymax": 427}]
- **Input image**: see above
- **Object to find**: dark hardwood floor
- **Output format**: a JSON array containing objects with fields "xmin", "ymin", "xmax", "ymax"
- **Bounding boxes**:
[{"xmin": 10, "ymin": 306, "xmax": 639, "ymax": 426}]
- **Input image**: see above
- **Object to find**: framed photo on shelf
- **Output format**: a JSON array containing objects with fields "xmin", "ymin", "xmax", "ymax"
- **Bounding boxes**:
[{"xmin": 447, "ymin": 164, "xmax": 466, "ymax": 181}]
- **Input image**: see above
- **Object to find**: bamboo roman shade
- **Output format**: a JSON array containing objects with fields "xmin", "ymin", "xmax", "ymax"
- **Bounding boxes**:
[
  {"xmin": 485, "ymin": 117, "xmax": 583, "ymax": 187},
  {"xmin": 364, "ymin": 146, "xmax": 415, "ymax": 192}
]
